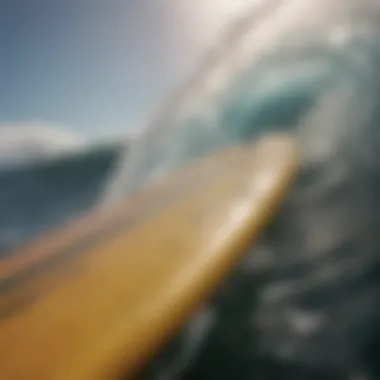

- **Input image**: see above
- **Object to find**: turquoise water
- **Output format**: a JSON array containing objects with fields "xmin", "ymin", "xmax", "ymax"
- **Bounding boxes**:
[{"xmin": 112, "ymin": 16, "xmax": 380, "ymax": 200}]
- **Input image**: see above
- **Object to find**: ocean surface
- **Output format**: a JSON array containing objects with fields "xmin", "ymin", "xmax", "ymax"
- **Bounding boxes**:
[{"xmin": 0, "ymin": 144, "xmax": 122, "ymax": 254}]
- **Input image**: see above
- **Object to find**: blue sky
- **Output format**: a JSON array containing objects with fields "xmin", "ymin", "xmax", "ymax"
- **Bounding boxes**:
[{"xmin": 0, "ymin": 0, "xmax": 254, "ymax": 139}]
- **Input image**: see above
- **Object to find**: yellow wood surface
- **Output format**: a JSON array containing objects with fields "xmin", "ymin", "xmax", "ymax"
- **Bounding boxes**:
[{"xmin": 0, "ymin": 134, "xmax": 299, "ymax": 380}]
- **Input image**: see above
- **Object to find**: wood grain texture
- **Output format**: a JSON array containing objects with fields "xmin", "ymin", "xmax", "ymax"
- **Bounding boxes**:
[{"xmin": 0, "ymin": 134, "xmax": 299, "ymax": 380}]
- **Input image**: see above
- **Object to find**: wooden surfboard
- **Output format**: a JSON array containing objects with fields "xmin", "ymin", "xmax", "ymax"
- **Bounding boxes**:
[{"xmin": 0, "ymin": 134, "xmax": 299, "ymax": 380}]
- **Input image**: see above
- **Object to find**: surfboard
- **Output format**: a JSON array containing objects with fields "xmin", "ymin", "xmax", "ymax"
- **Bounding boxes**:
[{"xmin": 0, "ymin": 133, "xmax": 299, "ymax": 380}]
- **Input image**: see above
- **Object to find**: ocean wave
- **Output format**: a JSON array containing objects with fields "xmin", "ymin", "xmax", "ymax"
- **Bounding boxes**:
[{"xmin": 0, "ymin": 144, "xmax": 122, "ymax": 254}]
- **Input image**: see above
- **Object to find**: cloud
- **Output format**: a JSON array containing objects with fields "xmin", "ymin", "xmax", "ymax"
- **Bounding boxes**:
[
  {"xmin": 0, "ymin": 122, "xmax": 85, "ymax": 149},
  {"xmin": 0, "ymin": 122, "xmax": 87, "ymax": 168}
]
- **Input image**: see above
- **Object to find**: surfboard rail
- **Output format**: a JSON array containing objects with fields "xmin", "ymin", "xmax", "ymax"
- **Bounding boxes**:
[{"xmin": 0, "ymin": 134, "xmax": 299, "ymax": 380}]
